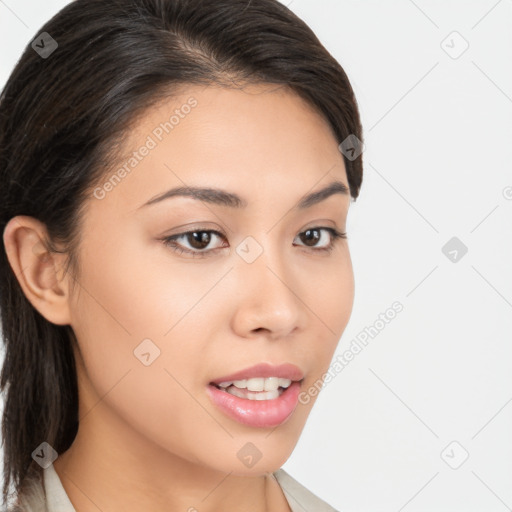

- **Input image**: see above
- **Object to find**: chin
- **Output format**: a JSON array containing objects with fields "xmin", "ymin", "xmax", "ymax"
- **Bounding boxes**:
[{"xmin": 206, "ymin": 433, "xmax": 299, "ymax": 476}]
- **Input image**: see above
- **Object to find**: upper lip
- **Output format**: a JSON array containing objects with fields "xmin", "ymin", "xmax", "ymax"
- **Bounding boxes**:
[{"xmin": 210, "ymin": 362, "xmax": 304, "ymax": 385}]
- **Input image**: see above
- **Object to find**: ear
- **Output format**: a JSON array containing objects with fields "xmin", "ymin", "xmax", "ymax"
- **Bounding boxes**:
[{"xmin": 2, "ymin": 215, "xmax": 73, "ymax": 325}]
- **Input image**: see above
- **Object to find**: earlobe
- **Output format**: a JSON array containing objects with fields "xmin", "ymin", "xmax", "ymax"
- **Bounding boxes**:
[{"xmin": 2, "ymin": 215, "xmax": 72, "ymax": 326}]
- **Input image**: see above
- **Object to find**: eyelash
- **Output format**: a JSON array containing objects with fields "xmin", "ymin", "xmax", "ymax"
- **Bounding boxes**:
[{"xmin": 161, "ymin": 226, "xmax": 347, "ymax": 258}]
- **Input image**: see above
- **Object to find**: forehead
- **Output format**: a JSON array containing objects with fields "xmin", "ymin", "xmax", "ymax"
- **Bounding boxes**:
[
  {"xmin": 118, "ymin": 82, "xmax": 344, "ymax": 168},
  {"xmin": 89, "ymin": 83, "xmax": 349, "ymax": 217}
]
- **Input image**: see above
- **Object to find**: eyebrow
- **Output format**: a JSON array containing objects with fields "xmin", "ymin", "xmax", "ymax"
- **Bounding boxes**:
[{"xmin": 138, "ymin": 180, "xmax": 350, "ymax": 210}]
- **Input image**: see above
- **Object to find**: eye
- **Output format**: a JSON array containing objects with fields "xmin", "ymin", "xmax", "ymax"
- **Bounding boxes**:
[
  {"xmin": 161, "ymin": 226, "xmax": 347, "ymax": 258},
  {"xmin": 162, "ymin": 230, "xmax": 227, "ymax": 257},
  {"xmin": 293, "ymin": 227, "xmax": 347, "ymax": 253}
]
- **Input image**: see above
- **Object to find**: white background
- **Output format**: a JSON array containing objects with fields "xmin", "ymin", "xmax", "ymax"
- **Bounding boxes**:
[{"xmin": 1, "ymin": 1, "xmax": 511, "ymax": 511}]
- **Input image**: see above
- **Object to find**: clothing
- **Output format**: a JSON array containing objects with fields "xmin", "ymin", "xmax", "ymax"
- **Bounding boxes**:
[{"xmin": 10, "ymin": 462, "xmax": 339, "ymax": 511}]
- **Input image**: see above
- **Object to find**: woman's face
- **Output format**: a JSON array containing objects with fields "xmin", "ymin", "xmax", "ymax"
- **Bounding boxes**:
[{"xmin": 66, "ymin": 82, "xmax": 354, "ymax": 476}]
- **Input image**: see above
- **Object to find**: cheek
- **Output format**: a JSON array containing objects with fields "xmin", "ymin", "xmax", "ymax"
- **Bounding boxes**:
[
  {"xmin": 71, "ymin": 222, "xmax": 217, "ymax": 344},
  {"xmin": 68, "ymin": 228, "xmax": 229, "ymax": 446},
  {"xmin": 300, "ymin": 251, "xmax": 354, "ymax": 370},
  {"xmin": 328, "ymin": 247, "xmax": 355, "ymax": 325},
  {"xmin": 311, "ymin": 248, "xmax": 354, "ymax": 322}
]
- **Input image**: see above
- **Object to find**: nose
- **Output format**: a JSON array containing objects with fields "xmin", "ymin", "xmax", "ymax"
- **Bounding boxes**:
[{"xmin": 229, "ymin": 238, "xmax": 305, "ymax": 340}]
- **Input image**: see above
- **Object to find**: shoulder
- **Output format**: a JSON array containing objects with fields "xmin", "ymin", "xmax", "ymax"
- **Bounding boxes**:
[{"xmin": 273, "ymin": 468, "xmax": 340, "ymax": 512}]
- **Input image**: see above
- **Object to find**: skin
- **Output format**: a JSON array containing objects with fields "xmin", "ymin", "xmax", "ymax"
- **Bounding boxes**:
[{"xmin": 3, "ymin": 82, "xmax": 355, "ymax": 512}]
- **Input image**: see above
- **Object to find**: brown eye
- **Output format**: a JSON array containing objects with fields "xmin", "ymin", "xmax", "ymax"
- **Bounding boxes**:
[
  {"xmin": 293, "ymin": 227, "xmax": 346, "ymax": 252},
  {"xmin": 186, "ymin": 231, "xmax": 214, "ymax": 250},
  {"xmin": 162, "ymin": 229, "xmax": 228, "ymax": 257},
  {"xmin": 299, "ymin": 228, "xmax": 321, "ymax": 247}
]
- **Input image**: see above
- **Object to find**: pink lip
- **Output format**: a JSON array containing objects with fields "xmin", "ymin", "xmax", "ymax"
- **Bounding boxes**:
[
  {"xmin": 207, "ymin": 362, "xmax": 304, "ymax": 428},
  {"xmin": 206, "ymin": 380, "xmax": 302, "ymax": 428},
  {"xmin": 209, "ymin": 362, "xmax": 304, "ymax": 385}
]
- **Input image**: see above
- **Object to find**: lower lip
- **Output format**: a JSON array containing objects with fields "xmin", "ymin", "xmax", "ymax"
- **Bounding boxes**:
[{"xmin": 206, "ymin": 381, "xmax": 301, "ymax": 428}]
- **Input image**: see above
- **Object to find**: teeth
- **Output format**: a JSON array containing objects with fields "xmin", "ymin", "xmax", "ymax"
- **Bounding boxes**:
[
  {"xmin": 278, "ymin": 378, "xmax": 292, "ymax": 389},
  {"xmin": 233, "ymin": 379, "xmax": 248, "ymax": 389},
  {"xmin": 263, "ymin": 377, "xmax": 278, "ymax": 391},
  {"xmin": 214, "ymin": 377, "xmax": 296, "ymax": 401},
  {"xmin": 228, "ymin": 377, "xmax": 293, "ymax": 391},
  {"xmin": 226, "ymin": 386, "xmax": 281, "ymax": 401},
  {"xmin": 247, "ymin": 378, "xmax": 265, "ymax": 391}
]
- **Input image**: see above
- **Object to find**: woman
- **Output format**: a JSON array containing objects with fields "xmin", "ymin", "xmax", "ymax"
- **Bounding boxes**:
[{"xmin": 0, "ymin": 0, "xmax": 364, "ymax": 510}]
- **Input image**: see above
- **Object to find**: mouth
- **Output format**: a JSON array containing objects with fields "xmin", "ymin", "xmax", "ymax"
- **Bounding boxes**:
[
  {"xmin": 209, "ymin": 377, "xmax": 296, "ymax": 401},
  {"xmin": 206, "ymin": 363, "xmax": 305, "ymax": 428}
]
